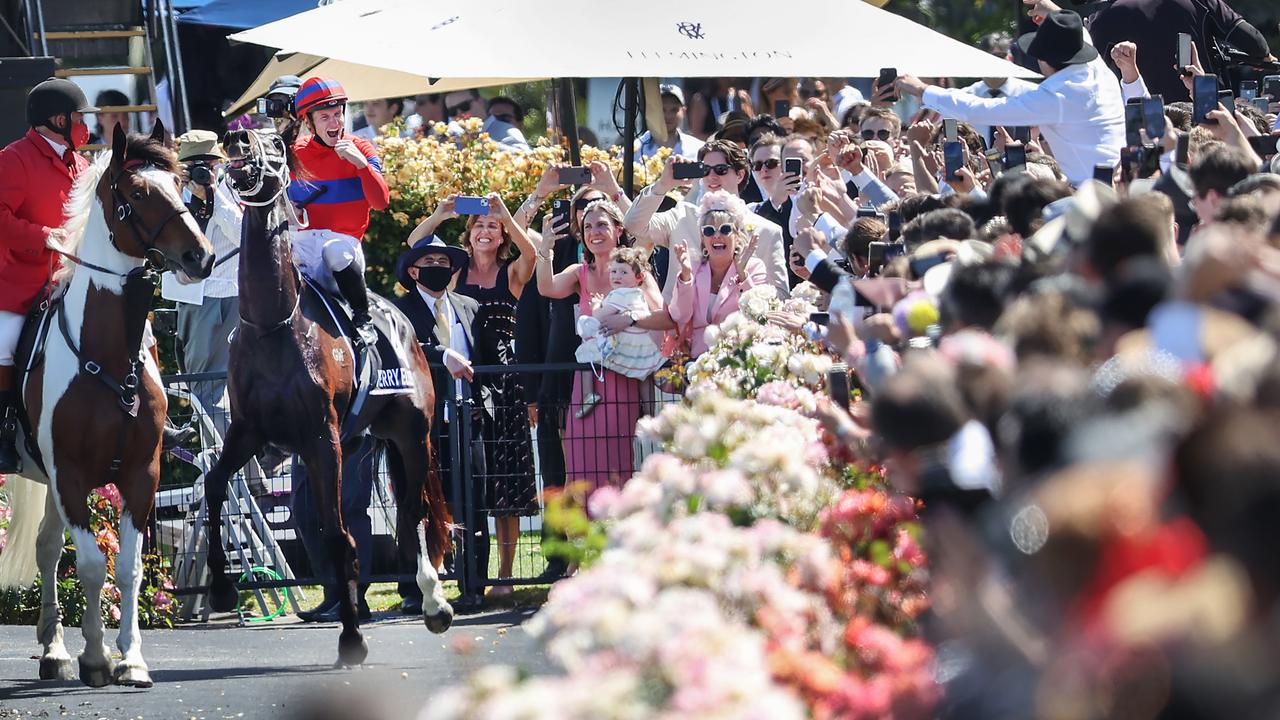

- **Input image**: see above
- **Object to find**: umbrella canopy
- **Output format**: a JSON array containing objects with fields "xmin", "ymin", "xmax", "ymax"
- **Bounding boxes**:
[
  {"xmin": 178, "ymin": 0, "xmax": 318, "ymax": 30},
  {"xmin": 228, "ymin": 0, "xmax": 1040, "ymax": 81},
  {"xmin": 224, "ymin": 52, "xmax": 537, "ymax": 117}
]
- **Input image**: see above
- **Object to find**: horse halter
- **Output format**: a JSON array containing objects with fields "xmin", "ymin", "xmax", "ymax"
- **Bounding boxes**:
[
  {"xmin": 108, "ymin": 162, "xmax": 191, "ymax": 269},
  {"xmin": 228, "ymin": 131, "xmax": 290, "ymax": 208}
]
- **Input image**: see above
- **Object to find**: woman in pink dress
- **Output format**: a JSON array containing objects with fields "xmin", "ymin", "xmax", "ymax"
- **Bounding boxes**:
[{"xmin": 533, "ymin": 199, "xmax": 667, "ymax": 496}]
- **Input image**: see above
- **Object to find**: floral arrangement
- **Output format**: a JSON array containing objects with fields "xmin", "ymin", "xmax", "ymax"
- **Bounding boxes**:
[
  {"xmin": 362, "ymin": 118, "xmax": 669, "ymax": 295},
  {"xmin": 423, "ymin": 302, "xmax": 937, "ymax": 719},
  {"xmin": 0, "ymin": 477, "xmax": 179, "ymax": 629}
]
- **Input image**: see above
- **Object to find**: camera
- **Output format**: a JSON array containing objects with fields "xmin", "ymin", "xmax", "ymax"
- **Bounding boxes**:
[
  {"xmin": 257, "ymin": 95, "xmax": 293, "ymax": 120},
  {"xmin": 187, "ymin": 161, "xmax": 216, "ymax": 187}
]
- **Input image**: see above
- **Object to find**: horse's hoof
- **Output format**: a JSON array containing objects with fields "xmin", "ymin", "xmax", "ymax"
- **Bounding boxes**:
[
  {"xmin": 113, "ymin": 664, "xmax": 153, "ymax": 689},
  {"xmin": 337, "ymin": 632, "xmax": 369, "ymax": 667},
  {"xmin": 208, "ymin": 575, "xmax": 238, "ymax": 613},
  {"xmin": 38, "ymin": 656, "xmax": 74, "ymax": 681},
  {"xmin": 424, "ymin": 604, "xmax": 454, "ymax": 634},
  {"xmin": 78, "ymin": 658, "xmax": 116, "ymax": 688}
]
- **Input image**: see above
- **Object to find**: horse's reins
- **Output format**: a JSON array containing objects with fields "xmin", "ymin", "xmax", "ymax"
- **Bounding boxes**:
[{"xmin": 108, "ymin": 161, "xmax": 192, "ymax": 268}]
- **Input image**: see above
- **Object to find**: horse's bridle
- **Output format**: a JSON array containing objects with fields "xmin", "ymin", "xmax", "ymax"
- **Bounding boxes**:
[
  {"xmin": 107, "ymin": 162, "xmax": 192, "ymax": 269},
  {"xmin": 228, "ymin": 131, "xmax": 291, "ymax": 208}
]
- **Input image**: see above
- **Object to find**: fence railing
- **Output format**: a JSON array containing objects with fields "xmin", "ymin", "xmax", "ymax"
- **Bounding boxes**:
[{"xmin": 153, "ymin": 360, "xmax": 679, "ymax": 617}]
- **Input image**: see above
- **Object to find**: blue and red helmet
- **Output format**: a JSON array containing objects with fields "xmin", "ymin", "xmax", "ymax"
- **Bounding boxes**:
[{"xmin": 294, "ymin": 77, "xmax": 348, "ymax": 118}]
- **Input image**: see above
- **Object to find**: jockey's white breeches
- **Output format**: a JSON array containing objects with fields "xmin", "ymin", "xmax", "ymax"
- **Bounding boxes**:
[
  {"xmin": 292, "ymin": 229, "xmax": 365, "ymax": 294},
  {"xmin": 0, "ymin": 310, "xmax": 25, "ymax": 366}
]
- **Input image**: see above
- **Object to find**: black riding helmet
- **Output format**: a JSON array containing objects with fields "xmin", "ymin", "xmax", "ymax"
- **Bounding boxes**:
[{"xmin": 26, "ymin": 77, "xmax": 98, "ymax": 147}]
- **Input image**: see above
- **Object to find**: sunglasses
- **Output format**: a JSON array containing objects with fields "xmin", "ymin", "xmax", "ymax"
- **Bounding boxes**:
[
  {"xmin": 447, "ymin": 100, "xmax": 473, "ymax": 116},
  {"xmin": 707, "ymin": 163, "xmax": 734, "ymax": 176},
  {"xmin": 701, "ymin": 224, "xmax": 735, "ymax": 237},
  {"xmin": 861, "ymin": 129, "xmax": 893, "ymax": 141},
  {"xmin": 752, "ymin": 158, "xmax": 781, "ymax": 171}
]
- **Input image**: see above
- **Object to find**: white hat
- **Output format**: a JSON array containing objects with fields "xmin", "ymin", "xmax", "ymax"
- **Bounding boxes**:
[{"xmin": 659, "ymin": 83, "xmax": 685, "ymax": 106}]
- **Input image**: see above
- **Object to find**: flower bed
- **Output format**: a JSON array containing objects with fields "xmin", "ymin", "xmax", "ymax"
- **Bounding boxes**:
[{"xmin": 423, "ymin": 298, "xmax": 938, "ymax": 719}]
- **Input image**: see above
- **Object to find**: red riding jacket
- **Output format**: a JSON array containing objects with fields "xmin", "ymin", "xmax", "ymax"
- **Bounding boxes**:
[{"xmin": 0, "ymin": 129, "xmax": 89, "ymax": 313}]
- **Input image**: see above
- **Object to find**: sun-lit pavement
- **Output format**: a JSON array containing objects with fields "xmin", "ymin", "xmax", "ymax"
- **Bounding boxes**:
[{"xmin": 0, "ymin": 607, "xmax": 545, "ymax": 719}]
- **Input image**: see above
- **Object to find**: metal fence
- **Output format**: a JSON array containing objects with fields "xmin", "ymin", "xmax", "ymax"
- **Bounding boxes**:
[{"xmin": 151, "ymin": 360, "xmax": 679, "ymax": 619}]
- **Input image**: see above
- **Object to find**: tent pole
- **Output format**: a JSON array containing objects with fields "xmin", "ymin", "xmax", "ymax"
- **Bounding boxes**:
[
  {"xmin": 622, "ymin": 77, "xmax": 637, "ymax": 196},
  {"xmin": 557, "ymin": 77, "xmax": 581, "ymax": 165}
]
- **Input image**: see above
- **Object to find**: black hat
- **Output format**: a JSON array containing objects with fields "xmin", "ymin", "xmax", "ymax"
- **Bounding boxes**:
[
  {"xmin": 396, "ymin": 235, "xmax": 469, "ymax": 289},
  {"xmin": 1016, "ymin": 10, "xmax": 1098, "ymax": 67},
  {"xmin": 27, "ymin": 78, "xmax": 98, "ymax": 127}
]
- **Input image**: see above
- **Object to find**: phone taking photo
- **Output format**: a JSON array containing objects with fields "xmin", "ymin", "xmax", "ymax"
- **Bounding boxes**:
[
  {"xmin": 774, "ymin": 99, "xmax": 791, "ymax": 119},
  {"xmin": 673, "ymin": 162, "xmax": 709, "ymax": 180},
  {"xmin": 888, "ymin": 210, "xmax": 904, "ymax": 241},
  {"xmin": 550, "ymin": 199, "xmax": 572, "ymax": 231},
  {"xmin": 943, "ymin": 140, "xmax": 965, "ymax": 182},
  {"xmin": 1175, "ymin": 132, "xmax": 1190, "ymax": 166},
  {"xmin": 1177, "ymin": 33, "xmax": 1193, "ymax": 68},
  {"xmin": 454, "ymin": 195, "xmax": 490, "ymax": 215},
  {"xmin": 557, "ymin": 166, "xmax": 591, "ymax": 186},
  {"xmin": 783, "ymin": 157, "xmax": 804, "ymax": 178},
  {"xmin": 1193, "ymin": 74, "xmax": 1218, "ymax": 125},
  {"xmin": 1142, "ymin": 96, "xmax": 1166, "ymax": 139},
  {"xmin": 1004, "ymin": 143, "xmax": 1027, "ymax": 169},
  {"xmin": 877, "ymin": 68, "xmax": 898, "ymax": 102},
  {"xmin": 1248, "ymin": 134, "xmax": 1280, "ymax": 158},
  {"xmin": 1265, "ymin": 75, "xmax": 1280, "ymax": 100},
  {"xmin": 827, "ymin": 364, "xmax": 852, "ymax": 409},
  {"xmin": 1093, "ymin": 162, "xmax": 1114, "ymax": 185},
  {"xmin": 1124, "ymin": 100, "xmax": 1144, "ymax": 148},
  {"xmin": 984, "ymin": 148, "xmax": 1004, "ymax": 176},
  {"xmin": 1240, "ymin": 80, "xmax": 1259, "ymax": 102},
  {"xmin": 943, "ymin": 118, "xmax": 958, "ymax": 143}
]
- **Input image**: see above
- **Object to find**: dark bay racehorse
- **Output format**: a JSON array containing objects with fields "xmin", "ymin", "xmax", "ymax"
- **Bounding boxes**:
[
  {"xmin": 0, "ymin": 123, "xmax": 214, "ymax": 688},
  {"xmin": 207, "ymin": 129, "xmax": 453, "ymax": 666}
]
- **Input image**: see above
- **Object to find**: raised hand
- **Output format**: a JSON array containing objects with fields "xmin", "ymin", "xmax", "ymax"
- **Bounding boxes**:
[
  {"xmin": 333, "ymin": 138, "xmax": 368, "ymax": 168},
  {"xmin": 675, "ymin": 242, "xmax": 693, "ymax": 282}
]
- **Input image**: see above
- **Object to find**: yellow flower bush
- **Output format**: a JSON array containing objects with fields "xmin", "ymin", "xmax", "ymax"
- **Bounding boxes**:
[{"xmin": 364, "ymin": 122, "xmax": 668, "ymax": 295}]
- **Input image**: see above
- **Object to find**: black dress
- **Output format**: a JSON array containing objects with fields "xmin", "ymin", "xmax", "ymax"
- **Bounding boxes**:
[{"xmin": 456, "ymin": 261, "xmax": 538, "ymax": 517}]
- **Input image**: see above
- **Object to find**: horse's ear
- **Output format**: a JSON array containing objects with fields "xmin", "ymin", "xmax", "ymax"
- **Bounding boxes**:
[
  {"xmin": 150, "ymin": 119, "xmax": 166, "ymax": 146},
  {"xmin": 111, "ymin": 123, "xmax": 128, "ymax": 166}
]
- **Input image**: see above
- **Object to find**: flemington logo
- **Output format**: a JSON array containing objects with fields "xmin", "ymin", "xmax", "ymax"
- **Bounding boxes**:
[
  {"xmin": 626, "ymin": 49, "xmax": 796, "ymax": 61},
  {"xmin": 676, "ymin": 21, "xmax": 706, "ymax": 40}
]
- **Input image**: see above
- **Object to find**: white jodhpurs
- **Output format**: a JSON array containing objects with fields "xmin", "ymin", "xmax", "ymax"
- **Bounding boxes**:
[
  {"xmin": 292, "ymin": 229, "xmax": 366, "ymax": 294},
  {"xmin": 0, "ymin": 310, "xmax": 25, "ymax": 366}
]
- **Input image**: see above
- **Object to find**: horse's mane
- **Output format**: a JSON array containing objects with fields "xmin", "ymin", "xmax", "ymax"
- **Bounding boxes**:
[{"xmin": 55, "ymin": 135, "xmax": 180, "ymax": 281}]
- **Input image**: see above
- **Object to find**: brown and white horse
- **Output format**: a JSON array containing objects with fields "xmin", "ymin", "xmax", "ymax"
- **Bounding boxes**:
[{"xmin": 0, "ymin": 123, "xmax": 213, "ymax": 688}]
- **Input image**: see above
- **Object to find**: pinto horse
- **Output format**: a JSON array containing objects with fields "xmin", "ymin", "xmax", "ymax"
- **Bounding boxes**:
[
  {"xmin": 206, "ymin": 130, "xmax": 453, "ymax": 666},
  {"xmin": 0, "ymin": 123, "xmax": 213, "ymax": 688}
]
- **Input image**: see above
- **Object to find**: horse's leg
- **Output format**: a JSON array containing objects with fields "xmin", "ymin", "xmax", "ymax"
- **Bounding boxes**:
[
  {"xmin": 110, "ymin": 507, "xmax": 153, "ymax": 687},
  {"xmin": 380, "ymin": 406, "xmax": 453, "ymax": 634},
  {"xmin": 301, "ymin": 429, "xmax": 366, "ymax": 666},
  {"xmin": 34, "ymin": 492, "xmax": 73, "ymax": 681},
  {"xmin": 204, "ymin": 420, "xmax": 262, "ymax": 613},
  {"xmin": 67, "ymin": 515, "xmax": 113, "ymax": 687}
]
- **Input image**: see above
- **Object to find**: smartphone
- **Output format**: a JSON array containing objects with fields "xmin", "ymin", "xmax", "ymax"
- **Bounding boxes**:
[
  {"xmin": 1240, "ymin": 80, "xmax": 1259, "ymax": 102},
  {"xmin": 1265, "ymin": 75, "xmax": 1280, "ymax": 100},
  {"xmin": 1175, "ymin": 132, "xmax": 1190, "ymax": 166},
  {"xmin": 1138, "ymin": 144, "xmax": 1161, "ymax": 179},
  {"xmin": 943, "ymin": 140, "xmax": 965, "ymax": 181},
  {"xmin": 942, "ymin": 118, "xmax": 958, "ymax": 143},
  {"xmin": 557, "ymin": 166, "xmax": 591, "ymax": 185},
  {"xmin": 673, "ymin": 162, "xmax": 709, "ymax": 180},
  {"xmin": 809, "ymin": 312, "xmax": 830, "ymax": 326},
  {"xmin": 1011, "ymin": 126, "xmax": 1032, "ymax": 143},
  {"xmin": 876, "ymin": 67, "xmax": 898, "ymax": 102},
  {"xmin": 1120, "ymin": 146, "xmax": 1135, "ymax": 184},
  {"xmin": 1093, "ymin": 162, "xmax": 1114, "ymax": 185},
  {"xmin": 1218, "ymin": 89, "xmax": 1235, "ymax": 110},
  {"xmin": 1124, "ymin": 100, "xmax": 1144, "ymax": 147},
  {"xmin": 1177, "ymin": 33, "xmax": 1193, "ymax": 68},
  {"xmin": 856, "ymin": 206, "xmax": 881, "ymax": 219},
  {"xmin": 909, "ymin": 252, "xmax": 948, "ymax": 280},
  {"xmin": 1248, "ymin": 134, "xmax": 1280, "ymax": 157},
  {"xmin": 1142, "ymin": 96, "xmax": 1167, "ymax": 139},
  {"xmin": 984, "ymin": 148, "xmax": 1004, "ymax": 175},
  {"xmin": 454, "ymin": 195, "xmax": 490, "ymax": 215},
  {"xmin": 887, "ymin": 210, "xmax": 903, "ymax": 241},
  {"xmin": 550, "ymin": 198, "xmax": 571, "ymax": 230},
  {"xmin": 1253, "ymin": 97, "xmax": 1271, "ymax": 113},
  {"xmin": 827, "ymin": 364, "xmax": 851, "ymax": 409},
  {"xmin": 1193, "ymin": 74, "xmax": 1218, "ymax": 125},
  {"xmin": 774, "ymin": 99, "xmax": 790, "ymax": 119},
  {"xmin": 884, "ymin": 242, "xmax": 907, "ymax": 261},
  {"xmin": 783, "ymin": 157, "xmax": 803, "ymax": 178},
  {"xmin": 1004, "ymin": 143, "xmax": 1027, "ymax": 169},
  {"xmin": 867, "ymin": 241, "xmax": 887, "ymax": 275}
]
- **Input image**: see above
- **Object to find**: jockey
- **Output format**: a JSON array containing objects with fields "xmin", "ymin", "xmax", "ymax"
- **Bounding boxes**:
[
  {"xmin": 0, "ymin": 78, "xmax": 95, "ymax": 472},
  {"xmin": 287, "ymin": 76, "xmax": 389, "ymax": 346}
]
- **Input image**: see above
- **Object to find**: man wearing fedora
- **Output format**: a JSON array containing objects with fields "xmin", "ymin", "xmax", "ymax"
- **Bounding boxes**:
[
  {"xmin": 895, "ymin": 9, "xmax": 1125, "ymax": 186},
  {"xmin": 393, "ymin": 236, "xmax": 490, "ymax": 614}
]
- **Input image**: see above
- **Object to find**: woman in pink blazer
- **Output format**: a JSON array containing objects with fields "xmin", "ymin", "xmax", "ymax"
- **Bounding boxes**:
[{"xmin": 667, "ymin": 191, "xmax": 769, "ymax": 359}]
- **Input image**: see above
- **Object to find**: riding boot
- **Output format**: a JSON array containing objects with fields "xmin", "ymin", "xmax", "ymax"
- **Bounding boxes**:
[
  {"xmin": 0, "ymin": 365, "xmax": 22, "ymax": 474},
  {"xmin": 332, "ymin": 266, "xmax": 377, "ymax": 348},
  {"xmin": 161, "ymin": 420, "xmax": 195, "ymax": 450}
]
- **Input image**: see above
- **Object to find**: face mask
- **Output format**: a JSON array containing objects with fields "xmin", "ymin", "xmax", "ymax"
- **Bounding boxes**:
[
  {"xmin": 415, "ymin": 266, "xmax": 453, "ymax": 293},
  {"xmin": 70, "ymin": 119, "xmax": 90, "ymax": 149}
]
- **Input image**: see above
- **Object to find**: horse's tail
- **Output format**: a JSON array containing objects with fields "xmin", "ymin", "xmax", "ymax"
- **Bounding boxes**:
[
  {"xmin": 0, "ymin": 474, "xmax": 48, "ymax": 589},
  {"xmin": 422, "ymin": 438, "xmax": 453, "ymax": 569}
]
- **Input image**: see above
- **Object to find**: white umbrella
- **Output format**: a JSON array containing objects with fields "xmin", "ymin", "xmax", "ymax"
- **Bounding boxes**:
[{"xmin": 228, "ymin": 0, "xmax": 1039, "ymax": 81}]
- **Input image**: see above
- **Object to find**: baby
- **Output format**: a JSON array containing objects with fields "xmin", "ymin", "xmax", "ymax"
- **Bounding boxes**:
[{"xmin": 575, "ymin": 247, "xmax": 666, "ymax": 416}]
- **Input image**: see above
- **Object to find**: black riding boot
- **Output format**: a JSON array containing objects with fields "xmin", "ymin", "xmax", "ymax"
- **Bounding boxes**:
[
  {"xmin": 332, "ymin": 266, "xmax": 377, "ymax": 347},
  {"xmin": 0, "ymin": 364, "xmax": 22, "ymax": 474}
]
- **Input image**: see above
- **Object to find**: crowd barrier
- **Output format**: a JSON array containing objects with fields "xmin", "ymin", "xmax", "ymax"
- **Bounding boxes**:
[{"xmin": 151, "ymin": 360, "xmax": 679, "ymax": 619}]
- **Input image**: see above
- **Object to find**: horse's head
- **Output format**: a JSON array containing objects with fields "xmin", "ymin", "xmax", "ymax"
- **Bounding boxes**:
[
  {"xmin": 99, "ymin": 121, "xmax": 214, "ymax": 281},
  {"xmin": 223, "ymin": 129, "xmax": 290, "ymax": 206}
]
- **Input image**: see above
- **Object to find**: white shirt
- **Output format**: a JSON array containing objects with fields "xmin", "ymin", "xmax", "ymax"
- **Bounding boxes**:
[
  {"xmin": 637, "ymin": 129, "xmax": 705, "ymax": 160},
  {"xmin": 960, "ymin": 78, "xmax": 1040, "ymax": 145},
  {"xmin": 195, "ymin": 177, "xmax": 243, "ymax": 298},
  {"xmin": 417, "ymin": 287, "xmax": 469, "ymax": 421},
  {"xmin": 40, "ymin": 132, "xmax": 67, "ymax": 158},
  {"xmin": 922, "ymin": 57, "xmax": 1125, "ymax": 185}
]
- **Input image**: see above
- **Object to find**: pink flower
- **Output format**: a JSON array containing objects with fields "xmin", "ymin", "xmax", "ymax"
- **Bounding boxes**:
[
  {"xmin": 152, "ymin": 591, "xmax": 172, "ymax": 609},
  {"xmin": 108, "ymin": 604, "xmax": 121, "ymax": 622},
  {"xmin": 94, "ymin": 484, "xmax": 123, "ymax": 511}
]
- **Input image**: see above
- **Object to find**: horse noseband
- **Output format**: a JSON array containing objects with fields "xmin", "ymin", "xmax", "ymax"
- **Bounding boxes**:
[{"xmin": 109, "ymin": 170, "xmax": 190, "ymax": 268}]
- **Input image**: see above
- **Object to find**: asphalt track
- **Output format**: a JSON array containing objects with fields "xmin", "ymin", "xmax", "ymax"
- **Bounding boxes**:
[{"xmin": 0, "ymin": 607, "xmax": 545, "ymax": 719}]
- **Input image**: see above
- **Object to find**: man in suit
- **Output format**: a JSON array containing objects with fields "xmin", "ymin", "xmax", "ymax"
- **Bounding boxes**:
[
  {"xmin": 624, "ymin": 139, "xmax": 790, "ymax": 300},
  {"xmin": 392, "ymin": 236, "xmax": 489, "ymax": 613}
]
